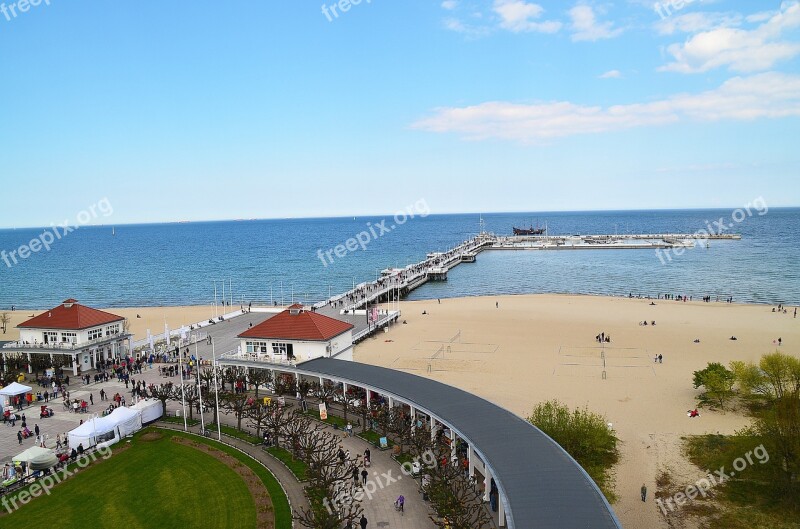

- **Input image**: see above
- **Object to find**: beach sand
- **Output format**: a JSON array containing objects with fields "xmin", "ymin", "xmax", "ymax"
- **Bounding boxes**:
[{"xmin": 353, "ymin": 294, "xmax": 800, "ymax": 529}]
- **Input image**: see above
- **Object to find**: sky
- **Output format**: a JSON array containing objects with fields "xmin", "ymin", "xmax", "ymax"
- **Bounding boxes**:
[{"xmin": 0, "ymin": 0, "xmax": 798, "ymax": 227}]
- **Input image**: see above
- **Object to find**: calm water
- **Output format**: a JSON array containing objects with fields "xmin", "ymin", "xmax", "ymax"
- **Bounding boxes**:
[{"xmin": 0, "ymin": 209, "xmax": 798, "ymax": 309}]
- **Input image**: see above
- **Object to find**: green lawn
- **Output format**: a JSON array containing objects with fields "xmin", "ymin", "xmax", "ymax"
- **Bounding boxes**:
[
  {"xmin": 3, "ymin": 431, "xmax": 258, "ymax": 528},
  {"xmin": 0, "ymin": 429, "xmax": 291, "ymax": 529}
]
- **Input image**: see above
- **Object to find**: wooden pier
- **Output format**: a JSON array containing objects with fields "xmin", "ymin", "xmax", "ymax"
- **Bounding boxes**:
[{"xmin": 312, "ymin": 230, "xmax": 740, "ymax": 338}]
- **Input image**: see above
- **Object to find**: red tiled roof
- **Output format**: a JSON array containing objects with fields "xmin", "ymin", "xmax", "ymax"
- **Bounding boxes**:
[
  {"xmin": 239, "ymin": 309, "xmax": 354, "ymax": 341},
  {"xmin": 18, "ymin": 299, "xmax": 124, "ymax": 330}
]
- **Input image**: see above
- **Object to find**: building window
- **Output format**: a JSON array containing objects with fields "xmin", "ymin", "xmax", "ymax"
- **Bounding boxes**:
[
  {"xmin": 61, "ymin": 332, "xmax": 77, "ymax": 344},
  {"xmin": 272, "ymin": 342, "xmax": 294, "ymax": 359},
  {"xmin": 246, "ymin": 341, "xmax": 269, "ymax": 353},
  {"xmin": 88, "ymin": 328, "xmax": 103, "ymax": 341},
  {"xmin": 44, "ymin": 331, "xmax": 58, "ymax": 344},
  {"xmin": 105, "ymin": 324, "xmax": 120, "ymax": 337}
]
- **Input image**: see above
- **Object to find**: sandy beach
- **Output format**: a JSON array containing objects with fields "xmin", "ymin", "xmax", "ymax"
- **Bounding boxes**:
[
  {"xmin": 353, "ymin": 294, "xmax": 799, "ymax": 529},
  {"xmin": 2, "ymin": 294, "xmax": 798, "ymax": 528}
]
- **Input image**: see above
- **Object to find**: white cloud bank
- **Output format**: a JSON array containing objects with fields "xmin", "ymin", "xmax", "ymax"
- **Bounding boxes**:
[
  {"xmin": 411, "ymin": 72, "xmax": 800, "ymax": 142},
  {"xmin": 492, "ymin": 0, "xmax": 561, "ymax": 33},
  {"xmin": 661, "ymin": 2, "xmax": 800, "ymax": 73}
]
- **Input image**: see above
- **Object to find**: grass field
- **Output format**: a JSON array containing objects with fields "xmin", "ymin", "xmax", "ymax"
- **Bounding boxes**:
[{"xmin": 2, "ymin": 430, "xmax": 264, "ymax": 528}]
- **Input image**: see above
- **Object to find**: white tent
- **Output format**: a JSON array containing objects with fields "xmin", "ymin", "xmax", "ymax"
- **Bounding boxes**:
[
  {"xmin": 13, "ymin": 446, "xmax": 58, "ymax": 471},
  {"xmin": 108, "ymin": 406, "xmax": 143, "ymax": 438},
  {"xmin": 0, "ymin": 382, "xmax": 32, "ymax": 407},
  {"xmin": 68, "ymin": 416, "xmax": 117, "ymax": 449},
  {"xmin": 131, "ymin": 399, "xmax": 163, "ymax": 424}
]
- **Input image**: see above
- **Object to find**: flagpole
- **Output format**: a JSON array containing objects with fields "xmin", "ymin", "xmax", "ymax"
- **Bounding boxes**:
[
  {"xmin": 177, "ymin": 333, "xmax": 188, "ymax": 431},
  {"xmin": 195, "ymin": 336, "xmax": 205, "ymax": 434},
  {"xmin": 212, "ymin": 340, "xmax": 222, "ymax": 441}
]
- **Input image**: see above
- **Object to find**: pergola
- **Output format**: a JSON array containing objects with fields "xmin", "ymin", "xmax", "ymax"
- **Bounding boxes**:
[{"xmin": 217, "ymin": 356, "xmax": 622, "ymax": 529}]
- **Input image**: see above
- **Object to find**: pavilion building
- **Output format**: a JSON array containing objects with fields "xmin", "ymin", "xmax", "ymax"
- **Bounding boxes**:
[
  {"xmin": 2, "ymin": 299, "xmax": 131, "ymax": 376},
  {"xmin": 235, "ymin": 304, "xmax": 354, "ymax": 365}
]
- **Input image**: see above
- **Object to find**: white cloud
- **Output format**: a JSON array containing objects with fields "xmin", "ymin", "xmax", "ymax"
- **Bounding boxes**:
[
  {"xmin": 661, "ymin": 3, "xmax": 800, "ymax": 73},
  {"xmin": 411, "ymin": 72, "xmax": 800, "ymax": 143},
  {"xmin": 599, "ymin": 69, "xmax": 622, "ymax": 78},
  {"xmin": 441, "ymin": 0, "xmax": 458, "ymax": 10},
  {"xmin": 568, "ymin": 4, "xmax": 622, "ymax": 41},
  {"xmin": 492, "ymin": 0, "xmax": 562, "ymax": 33}
]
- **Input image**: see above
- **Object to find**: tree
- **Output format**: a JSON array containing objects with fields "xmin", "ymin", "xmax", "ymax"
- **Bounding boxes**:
[
  {"xmin": 299, "ymin": 427, "xmax": 359, "ymax": 494},
  {"xmin": 0, "ymin": 312, "xmax": 10, "ymax": 334},
  {"xmin": 282, "ymin": 409, "xmax": 319, "ymax": 458},
  {"xmin": 172, "ymin": 383, "xmax": 203, "ymax": 420},
  {"xmin": 294, "ymin": 489, "xmax": 364, "ymax": 529},
  {"xmin": 693, "ymin": 362, "xmax": 736, "ymax": 409},
  {"xmin": 423, "ymin": 444, "xmax": 492, "ymax": 529},
  {"xmin": 733, "ymin": 353, "xmax": 800, "ymax": 401},
  {"xmin": 311, "ymin": 380, "xmax": 337, "ymax": 408},
  {"xmin": 220, "ymin": 392, "xmax": 251, "ymax": 431},
  {"xmin": 748, "ymin": 395, "xmax": 800, "ymax": 499},
  {"xmin": 247, "ymin": 400, "xmax": 272, "ymax": 439},
  {"xmin": 148, "ymin": 382, "xmax": 175, "ymax": 417},
  {"xmin": 388, "ymin": 408, "xmax": 414, "ymax": 454},
  {"xmin": 527, "ymin": 400, "xmax": 619, "ymax": 501},
  {"xmin": 199, "ymin": 367, "xmax": 216, "ymax": 392},
  {"xmin": 263, "ymin": 400, "xmax": 295, "ymax": 449},
  {"xmin": 247, "ymin": 368, "xmax": 272, "ymax": 398}
]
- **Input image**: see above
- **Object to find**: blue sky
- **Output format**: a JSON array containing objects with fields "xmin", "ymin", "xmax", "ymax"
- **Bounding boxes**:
[{"xmin": 0, "ymin": 0, "xmax": 798, "ymax": 227}]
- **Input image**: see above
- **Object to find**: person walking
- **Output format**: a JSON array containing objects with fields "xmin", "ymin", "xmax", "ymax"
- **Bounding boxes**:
[
  {"xmin": 361, "ymin": 468, "xmax": 368, "ymax": 485},
  {"xmin": 640, "ymin": 483, "xmax": 647, "ymax": 502},
  {"xmin": 359, "ymin": 514, "xmax": 368, "ymax": 529},
  {"xmin": 17, "ymin": 430, "xmax": 23, "ymax": 445},
  {"xmin": 34, "ymin": 424, "xmax": 39, "ymax": 437}
]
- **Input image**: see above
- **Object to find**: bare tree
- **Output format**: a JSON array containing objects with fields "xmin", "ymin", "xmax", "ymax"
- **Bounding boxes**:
[
  {"xmin": 199, "ymin": 367, "xmax": 215, "ymax": 392},
  {"xmin": 247, "ymin": 400, "xmax": 272, "ymax": 439},
  {"xmin": 0, "ymin": 312, "xmax": 10, "ymax": 334},
  {"xmin": 282, "ymin": 409, "xmax": 320, "ymax": 458},
  {"xmin": 220, "ymin": 391, "xmax": 250, "ymax": 431},
  {"xmin": 247, "ymin": 368, "xmax": 272, "ymax": 398},
  {"xmin": 423, "ymin": 445, "xmax": 492, "ymax": 529},
  {"xmin": 298, "ymin": 427, "xmax": 359, "ymax": 494},
  {"xmin": 172, "ymin": 383, "xmax": 203, "ymax": 420},
  {"xmin": 295, "ymin": 489, "xmax": 363, "ymax": 529},
  {"xmin": 263, "ymin": 400, "xmax": 295, "ymax": 449},
  {"xmin": 387, "ymin": 407, "xmax": 414, "ymax": 454},
  {"xmin": 148, "ymin": 382, "xmax": 175, "ymax": 417}
]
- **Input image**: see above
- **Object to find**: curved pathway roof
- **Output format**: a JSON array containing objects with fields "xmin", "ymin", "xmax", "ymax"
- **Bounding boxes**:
[{"xmin": 296, "ymin": 358, "xmax": 622, "ymax": 529}]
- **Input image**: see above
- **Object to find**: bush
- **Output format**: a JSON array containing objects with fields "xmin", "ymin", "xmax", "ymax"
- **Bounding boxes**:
[{"xmin": 527, "ymin": 400, "xmax": 619, "ymax": 502}]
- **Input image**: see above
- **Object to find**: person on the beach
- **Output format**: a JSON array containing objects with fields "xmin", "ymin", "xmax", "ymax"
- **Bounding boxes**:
[{"xmin": 640, "ymin": 483, "xmax": 647, "ymax": 502}]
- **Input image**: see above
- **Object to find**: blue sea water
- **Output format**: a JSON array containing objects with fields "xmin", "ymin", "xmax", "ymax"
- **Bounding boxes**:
[{"xmin": 0, "ymin": 208, "xmax": 798, "ymax": 309}]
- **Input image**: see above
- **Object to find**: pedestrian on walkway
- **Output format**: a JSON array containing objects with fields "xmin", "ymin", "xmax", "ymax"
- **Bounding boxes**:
[
  {"xmin": 359, "ymin": 514, "xmax": 368, "ymax": 529},
  {"xmin": 641, "ymin": 483, "xmax": 647, "ymax": 502},
  {"xmin": 361, "ymin": 468, "xmax": 368, "ymax": 485},
  {"xmin": 17, "ymin": 430, "xmax": 23, "ymax": 445}
]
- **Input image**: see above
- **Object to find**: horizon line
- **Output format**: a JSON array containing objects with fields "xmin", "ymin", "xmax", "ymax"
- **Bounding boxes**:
[{"xmin": 0, "ymin": 205, "xmax": 797, "ymax": 231}]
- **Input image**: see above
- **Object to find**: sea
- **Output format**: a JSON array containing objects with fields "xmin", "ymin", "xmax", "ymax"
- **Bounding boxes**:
[{"xmin": 0, "ymin": 208, "xmax": 798, "ymax": 309}]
